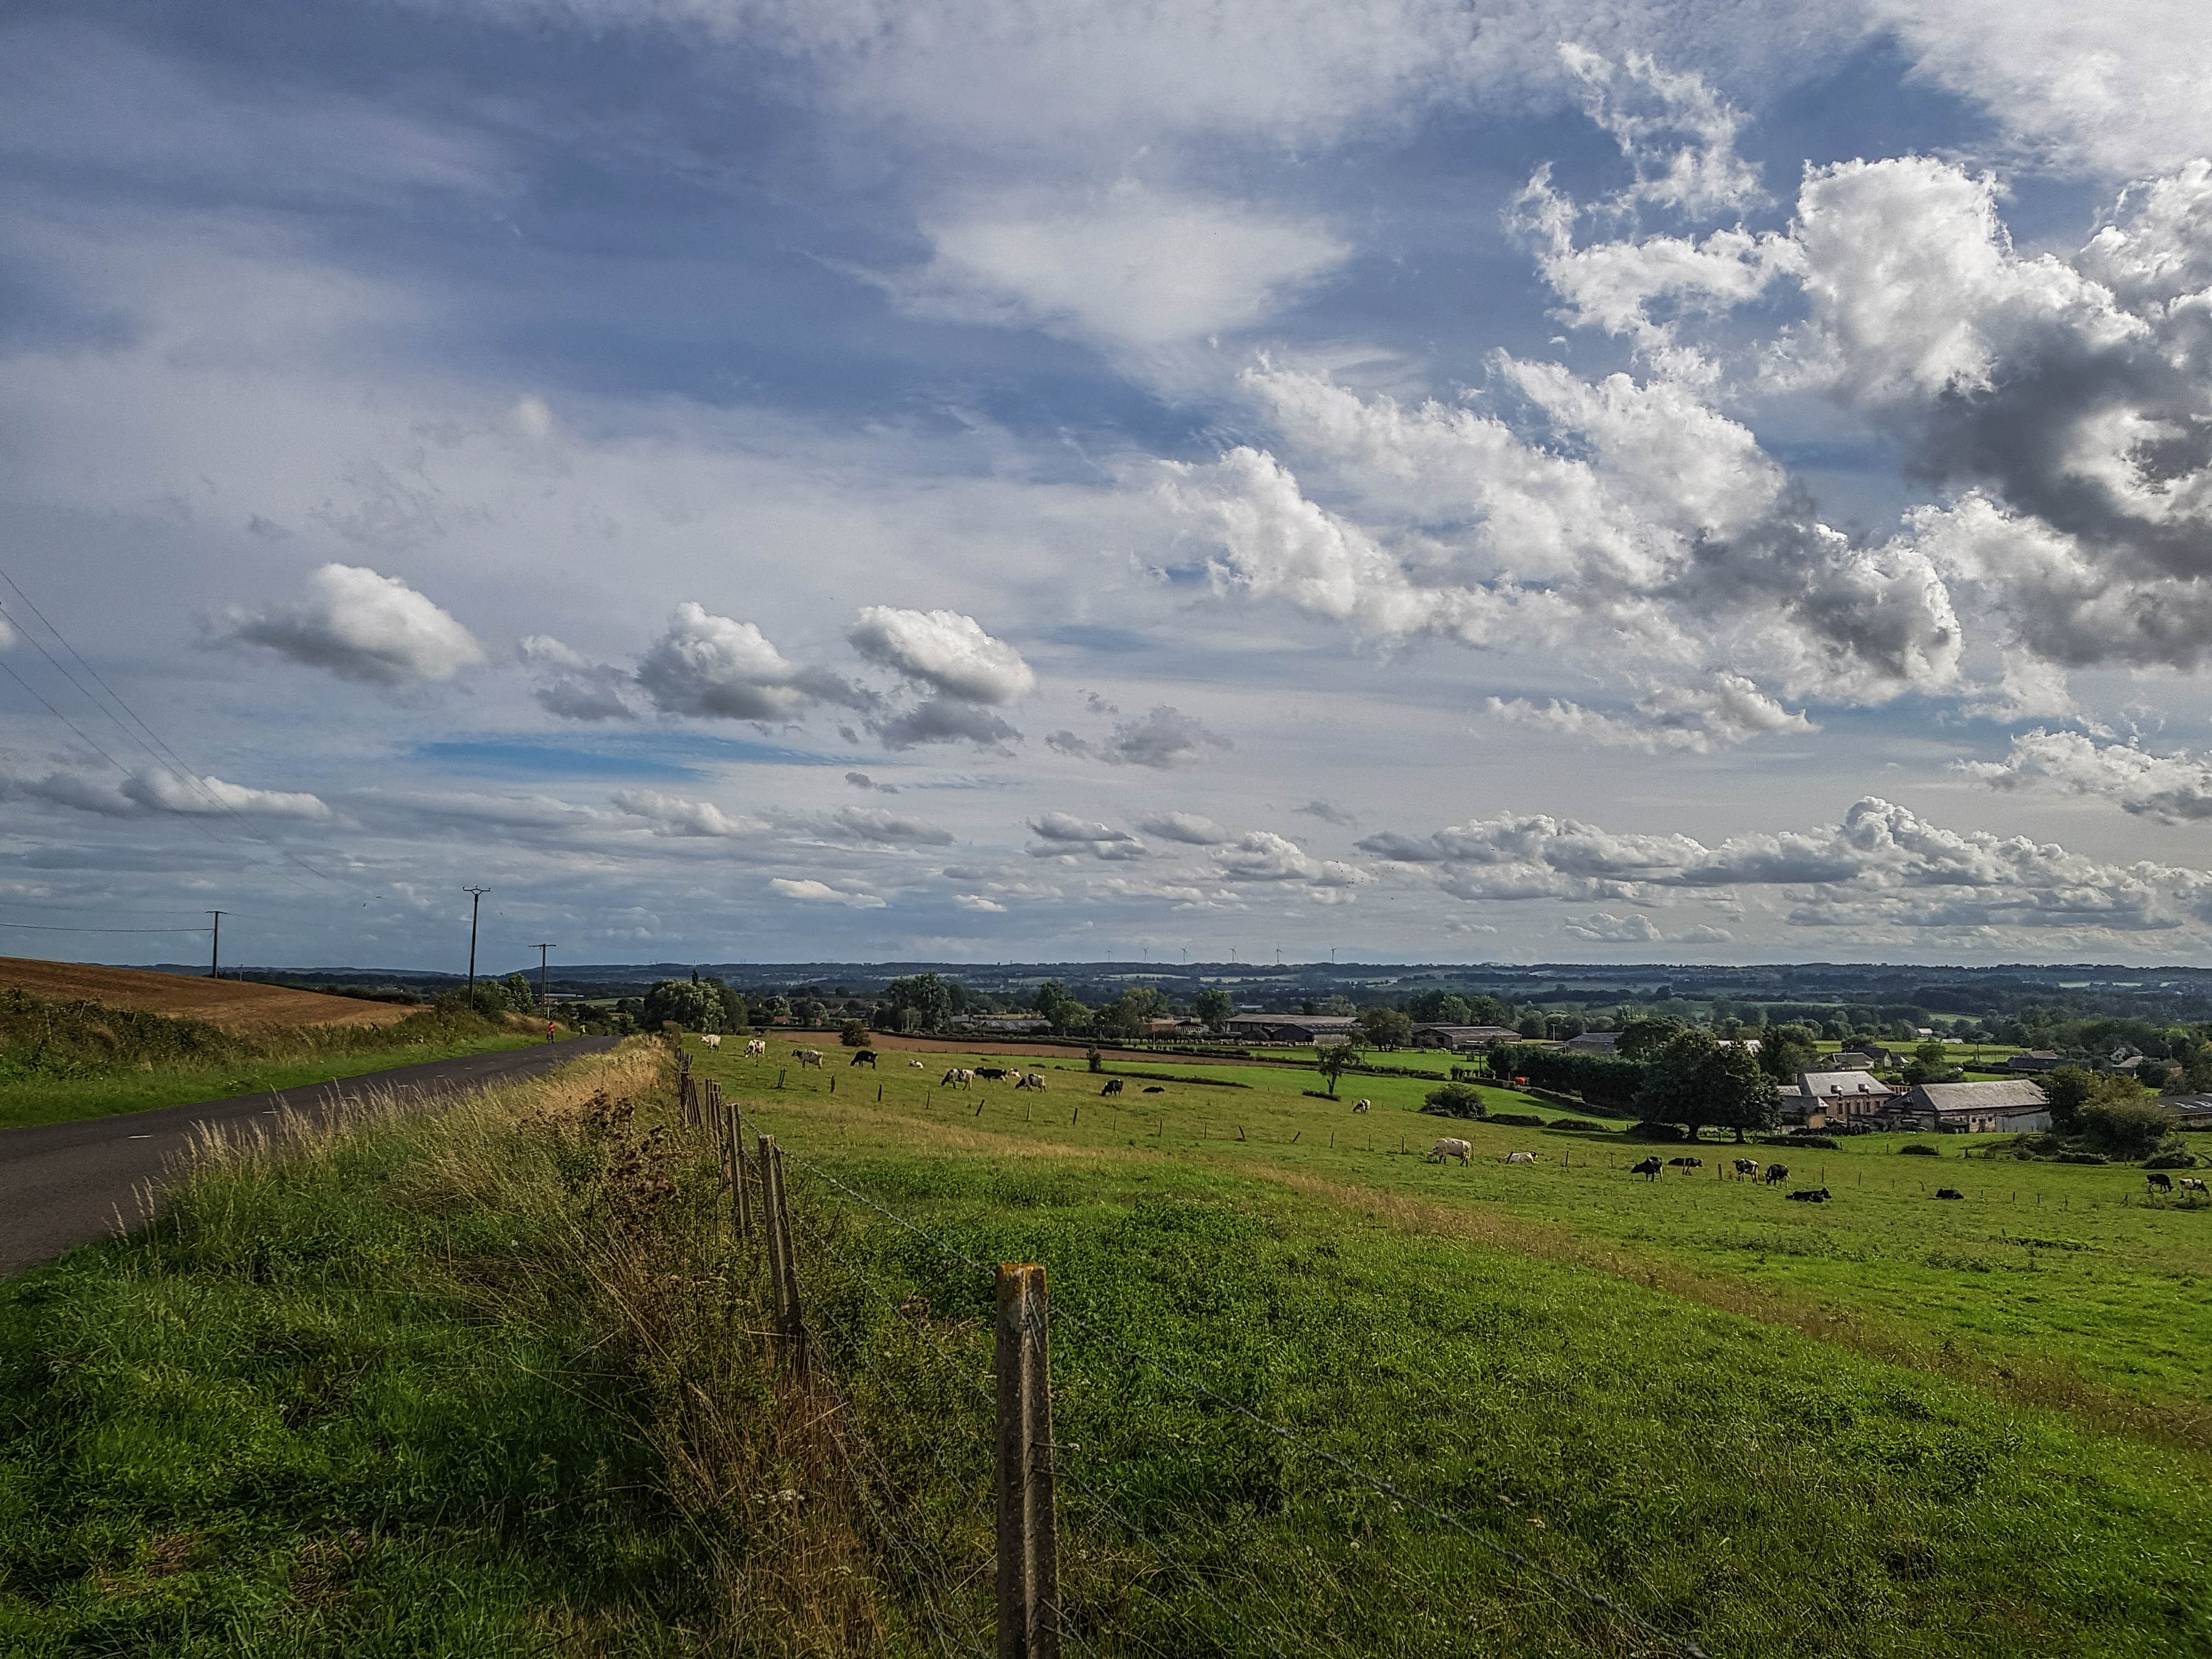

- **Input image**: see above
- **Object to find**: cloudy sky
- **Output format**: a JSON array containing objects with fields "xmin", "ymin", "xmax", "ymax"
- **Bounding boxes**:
[{"xmin": 6, "ymin": 0, "xmax": 2212, "ymax": 972}]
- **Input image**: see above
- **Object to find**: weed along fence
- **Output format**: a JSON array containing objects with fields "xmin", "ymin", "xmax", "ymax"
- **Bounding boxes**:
[{"xmin": 670, "ymin": 1053, "xmax": 1716, "ymax": 1658}]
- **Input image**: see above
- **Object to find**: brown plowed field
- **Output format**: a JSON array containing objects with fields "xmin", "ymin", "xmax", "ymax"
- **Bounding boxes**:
[{"xmin": 0, "ymin": 957, "xmax": 424, "ymax": 1032}]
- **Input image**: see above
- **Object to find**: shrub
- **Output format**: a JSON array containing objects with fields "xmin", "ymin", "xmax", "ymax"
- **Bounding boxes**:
[
  {"xmin": 1420, "ymin": 1082, "xmax": 1487, "ymax": 1120},
  {"xmin": 1786, "ymin": 1135, "xmax": 1839, "ymax": 1149},
  {"xmin": 2141, "ymin": 1148, "xmax": 2199, "ymax": 1170},
  {"xmin": 1626, "ymin": 1120, "xmax": 1687, "ymax": 1142},
  {"xmin": 1486, "ymin": 1112, "xmax": 1545, "ymax": 1128},
  {"xmin": 2077, "ymin": 1097, "xmax": 2177, "ymax": 1160},
  {"xmin": 1898, "ymin": 1143, "xmax": 1939, "ymax": 1156},
  {"xmin": 838, "ymin": 1021, "xmax": 872, "ymax": 1048},
  {"xmin": 1548, "ymin": 1118, "xmax": 1612, "ymax": 1133},
  {"xmin": 2054, "ymin": 1151, "xmax": 2109, "ymax": 1165}
]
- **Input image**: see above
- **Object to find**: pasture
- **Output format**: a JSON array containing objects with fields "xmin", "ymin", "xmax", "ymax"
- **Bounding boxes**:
[{"xmin": 708, "ymin": 1039, "xmax": 2212, "ymax": 1432}]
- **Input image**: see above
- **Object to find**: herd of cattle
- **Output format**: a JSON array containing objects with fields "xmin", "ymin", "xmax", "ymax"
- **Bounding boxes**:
[{"xmin": 697, "ymin": 1040, "xmax": 2207, "ymax": 1203}]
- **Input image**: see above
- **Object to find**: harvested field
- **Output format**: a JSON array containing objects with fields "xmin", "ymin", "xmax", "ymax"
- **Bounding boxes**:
[{"xmin": 0, "ymin": 957, "xmax": 421, "ymax": 1032}]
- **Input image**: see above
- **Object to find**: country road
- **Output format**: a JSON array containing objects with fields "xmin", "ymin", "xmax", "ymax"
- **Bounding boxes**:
[{"xmin": 0, "ymin": 1036, "xmax": 619, "ymax": 1277}]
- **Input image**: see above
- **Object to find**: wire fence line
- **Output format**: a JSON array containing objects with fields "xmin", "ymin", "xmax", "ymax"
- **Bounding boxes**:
[{"xmin": 739, "ymin": 1115, "xmax": 1715, "ymax": 1659}]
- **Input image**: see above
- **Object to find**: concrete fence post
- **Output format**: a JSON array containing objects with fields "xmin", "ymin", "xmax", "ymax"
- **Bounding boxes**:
[{"xmin": 996, "ymin": 1263, "xmax": 1060, "ymax": 1659}]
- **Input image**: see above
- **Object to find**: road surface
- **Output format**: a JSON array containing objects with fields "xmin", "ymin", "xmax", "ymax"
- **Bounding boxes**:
[{"xmin": 0, "ymin": 1036, "xmax": 618, "ymax": 1277}]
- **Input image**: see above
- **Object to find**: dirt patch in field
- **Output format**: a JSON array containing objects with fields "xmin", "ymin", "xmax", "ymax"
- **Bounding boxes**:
[{"xmin": 0, "ymin": 956, "xmax": 424, "ymax": 1032}]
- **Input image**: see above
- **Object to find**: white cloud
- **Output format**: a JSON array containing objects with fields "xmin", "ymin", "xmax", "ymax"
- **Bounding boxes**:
[
  {"xmin": 213, "ymin": 562, "xmax": 484, "ymax": 686},
  {"xmin": 1026, "ymin": 809, "xmax": 1146, "ymax": 861},
  {"xmin": 1562, "ymin": 909, "xmax": 1662, "ymax": 943},
  {"xmin": 902, "ymin": 184, "xmax": 1348, "ymax": 348},
  {"xmin": 875, "ymin": 697, "xmax": 1021, "ymax": 752},
  {"xmin": 635, "ymin": 602, "xmax": 865, "ymax": 723},
  {"xmin": 848, "ymin": 606, "xmax": 1034, "ymax": 704},
  {"xmin": 769, "ymin": 876, "xmax": 888, "ymax": 907},
  {"xmin": 1556, "ymin": 46, "xmax": 1763, "ymax": 219},
  {"xmin": 1482, "ymin": 675, "xmax": 1813, "ymax": 753},
  {"xmin": 6, "ymin": 767, "xmax": 330, "ymax": 820},
  {"xmin": 952, "ymin": 892, "xmax": 1007, "ymax": 911},
  {"xmin": 806, "ymin": 806, "xmax": 957, "ymax": 847},
  {"xmin": 1135, "ymin": 810, "xmax": 1231, "ymax": 845},
  {"xmin": 1363, "ymin": 797, "xmax": 2212, "ymax": 938},
  {"xmin": 1957, "ymin": 730, "xmax": 2212, "ymax": 823},
  {"xmin": 1211, "ymin": 830, "xmax": 1371, "ymax": 889},
  {"xmin": 1679, "ymin": 923, "xmax": 1733, "ymax": 944},
  {"xmin": 612, "ymin": 787, "xmax": 770, "ymax": 838}
]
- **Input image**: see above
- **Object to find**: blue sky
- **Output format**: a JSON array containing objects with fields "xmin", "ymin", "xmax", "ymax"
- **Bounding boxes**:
[{"xmin": 5, "ymin": 0, "xmax": 2212, "ymax": 972}]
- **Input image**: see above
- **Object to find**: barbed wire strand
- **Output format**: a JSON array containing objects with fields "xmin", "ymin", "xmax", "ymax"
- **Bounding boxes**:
[{"xmin": 774, "ymin": 1144, "xmax": 1711, "ymax": 1659}]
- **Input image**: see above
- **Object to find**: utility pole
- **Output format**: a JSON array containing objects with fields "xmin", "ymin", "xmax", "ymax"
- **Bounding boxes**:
[
  {"xmin": 207, "ymin": 911, "xmax": 223, "ymax": 979},
  {"xmin": 464, "ymin": 888, "xmax": 489, "ymax": 995},
  {"xmin": 535, "ymin": 943, "xmax": 554, "ymax": 1039}
]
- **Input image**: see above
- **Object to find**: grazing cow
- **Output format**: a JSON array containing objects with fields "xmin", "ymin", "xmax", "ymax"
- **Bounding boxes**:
[
  {"xmin": 939, "ymin": 1067, "xmax": 975, "ymax": 1088},
  {"xmin": 1668, "ymin": 1156, "xmax": 1703, "ymax": 1169},
  {"xmin": 1352, "ymin": 1098, "xmax": 1372, "ymax": 1114},
  {"xmin": 1733, "ymin": 1158, "xmax": 1760, "ymax": 1181},
  {"xmin": 1014, "ymin": 1071, "xmax": 1046, "ymax": 1091},
  {"xmin": 2146, "ymin": 1171, "xmax": 2174, "ymax": 1195},
  {"xmin": 1100, "ymin": 1079, "xmax": 1125, "ymax": 1096},
  {"xmin": 744, "ymin": 1039, "xmax": 768, "ymax": 1058},
  {"xmin": 2179, "ymin": 1177, "xmax": 2208, "ymax": 1202},
  {"xmin": 1142, "ymin": 1085, "xmax": 1165, "ymax": 1094},
  {"xmin": 850, "ymin": 1049, "xmax": 878, "ymax": 1067},
  {"xmin": 1426, "ymin": 1138, "xmax": 1472, "ymax": 1166},
  {"xmin": 1934, "ymin": 1188, "xmax": 1965, "ymax": 1200},
  {"xmin": 910, "ymin": 1058, "xmax": 926, "ymax": 1069},
  {"xmin": 1786, "ymin": 1188, "xmax": 1831, "ymax": 1203},
  {"xmin": 1631, "ymin": 1156, "xmax": 1664, "ymax": 1181},
  {"xmin": 1763, "ymin": 1164, "xmax": 1788, "ymax": 1186},
  {"xmin": 793, "ymin": 1049, "xmax": 825, "ymax": 1069},
  {"xmin": 975, "ymin": 1066, "xmax": 1010, "ymax": 1081},
  {"xmin": 1504, "ymin": 1151, "xmax": 1538, "ymax": 1165},
  {"xmin": 701, "ymin": 1034, "xmax": 721, "ymax": 1049}
]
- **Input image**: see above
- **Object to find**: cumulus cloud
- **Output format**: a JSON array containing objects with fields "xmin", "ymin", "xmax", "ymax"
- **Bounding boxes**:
[
  {"xmin": 635, "ymin": 602, "xmax": 867, "ymax": 723},
  {"xmin": 1135, "ymin": 810, "xmax": 1231, "ymax": 845},
  {"xmin": 844, "ymin": 770, "xmax": 899, "ymax": 793},
  {"xmin": 519, "ymin": 634, "xmax": 642, "ymax": 722},
  {"xmin": 769, "ymin": 877, "xmax": 888, "ymax": 907},
  {"xmin": 1026, "ymin": 810, "xmax": 1146, "ymax": 861},
  {"xmin": 214, "ymin": 563, "xmax": 484, "ymax": 686},
  {"xmin": 1483, "ymin": 675, "xmax": 1813, "ymax": 753},
  {"xmin": 5, "ymin": 768, "xmax": 330, "ymax": 820},
  {"xmin": 848, "ymin": 606, "xmax": 1033, "ymax": 749},
  {"xmin": 1363, "ymin": 796, "xmax": 2212, "ymax": 938},
  {"xmin": 1957, "ymin": 730, "xmax": 2212, "ymax": 823},
  {"xmin": 805, "ymin": 806, "xmax": 957, "ymax": 847},
  {"xmin": 611, "ymin": 788, "xmax": 770, "ymax": 838},
  {"xmin": 1679, "ymin": 923, "xmax": 1733, "ymax": 944},
  {"xmin": 1211, "ymin": 830, "xmax": 1372, "ymax": 890},
  {"xmin": 952, "ymin": 892, "xmax": 1007, "ymax": 911},
  {"xmin": 1047, "ymin": 704, "xmax": 1230, "ymax": 768},
  {"xmin": 1562, "ymin": 910, "xmax": 1662, "ymax": 943}
]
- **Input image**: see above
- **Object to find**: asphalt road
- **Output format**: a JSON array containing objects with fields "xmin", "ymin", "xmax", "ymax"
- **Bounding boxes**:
[{"xmin": 0, "ymin": 1036, "xmax": 618, "ymax": 1277}]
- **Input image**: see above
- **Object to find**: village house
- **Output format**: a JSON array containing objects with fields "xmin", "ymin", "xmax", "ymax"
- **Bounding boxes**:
[
  {"xmin": 1788, "ymin": 1069, "xmax": 1898, "ymax": 1127},
  {"xmin": 2006, "ymin": 1050, "xmax": 2068, "ymax": 1073},
  {"xmin": 2160, "ymin": 1093, "xmax": 2212, "ymax": 1131},
  {"xmin": 1563, "ymin": 1031, "xmax": 1620, "ymax": 1054}
]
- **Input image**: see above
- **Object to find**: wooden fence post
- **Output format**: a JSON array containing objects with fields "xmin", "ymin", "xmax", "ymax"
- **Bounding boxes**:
[
  {"xmin": 758, "ymin": 1136, "xmax": 805, "ymax": 1375},
  {"xmin": 996, "ymin": 1263, "xmax": 1060, "ymax": 1659},
  {"xmin": 729, "ymin": 1098, "xmax": 753, "ymax": 1241}
]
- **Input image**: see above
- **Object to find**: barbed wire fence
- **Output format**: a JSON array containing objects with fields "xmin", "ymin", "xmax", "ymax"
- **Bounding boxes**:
[{"xmin": 680, "ymin": 1054, "xmax": 1713, "ymax": 1659}]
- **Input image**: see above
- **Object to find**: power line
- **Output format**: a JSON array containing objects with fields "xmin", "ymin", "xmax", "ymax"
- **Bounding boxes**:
[{"xmin": 0, "ymin": 921, "xmax": 212, "ymax": 933}]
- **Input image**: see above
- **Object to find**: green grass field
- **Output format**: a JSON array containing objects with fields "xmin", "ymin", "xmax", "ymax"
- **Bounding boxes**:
[
  {"xmin": 4, "ymin": 1034, "xmax": 2206, "ymax": 1656},
  {"xmin": 0, "ymin": 1033, "xmax": 541, "ymax": 1131}
]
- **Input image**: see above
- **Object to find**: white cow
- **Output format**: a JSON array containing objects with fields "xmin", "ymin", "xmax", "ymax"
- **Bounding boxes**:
[
  {"xmin": 1014, "ymin": 1071, "xmax": 1047, "ymax": 1090},
  {"xmin": 701, "ymin": 1034, "xmax": 721, "ymax": 1049},
  {"xmin": 1504, "ymin": 1151, "xmax": 1538, "ymax": 1165},
  {"xmin": 940, "ymin": 1066, "xmax": 975, "ymax": 1089},
  {"xmin": 793, "ymin": 1049, "xmax": 825, "ymax": 1069},
  {"xmin": 1351, "ymin": 1098, "xmax": 1371, "ymax": 1114},
  {"xmin": 744, "ymin": 1039, "xmax": 768, "ymax": 1058},
  {"xmin": 910, "ymin": 1058, "xmax": 927, "ymax": 1069},
  {"xmin": 1426, "ymin": 1138, "xmax": 1472, "ymax": 1165}
]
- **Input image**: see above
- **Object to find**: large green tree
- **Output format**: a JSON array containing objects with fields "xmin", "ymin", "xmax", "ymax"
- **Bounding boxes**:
[
  {"xmin": 1194, "ymin": 987, "xmax": 1235, "ymax": 1029},
  {"xmin": 1635, "ymin": 1029, "xmax": 1780, "ymax": 1142},
  {"xmin": 1755, "ymin": 1022, "xmax": 1820, "ymax": 1082},
  {"xmin": 641, "ymin": 978, "xmax": 724, "ymax": 1032},
  {"xmin": 1358, "ymin": 1007, "xmax": 1413, "ymax": 1049}
]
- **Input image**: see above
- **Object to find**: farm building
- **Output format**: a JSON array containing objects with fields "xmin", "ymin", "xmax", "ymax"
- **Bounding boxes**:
[
  {"xmin": 1563, "ymin": 1031, "xmax": 1620, "ymax": 1053},
  {"xmin": 1411, "ymin": 1024, "xmax": 1521, "ymax": 1050},
  {"xmin": 1221, "ymin": 1014, "xmax": 1361, "ymax": 1044},
  {"xmin": 1790, "ymin": 1069, "xmax": 1898, "ymax": 1126},
  {"xmin": 2162, "ymin": 1093, "xmax": 2212, "ymax": 1130},
  {"xmin": 2006, "ymin": 1050, "xmax": 2067, "ymax": 1073},
  {"xmin": 1893, "ymin": 1079, "xmax": 2052, "ymax": 1133},
  {"xmin": 962, "ymin": 1015, "xmax": 1053, "ymax": 1035}
]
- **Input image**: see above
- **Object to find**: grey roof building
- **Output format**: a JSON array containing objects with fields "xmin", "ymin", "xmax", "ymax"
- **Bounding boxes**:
[
  {"xmin": 1412, "ymin": 1024, "xmax": 1522, "ymax": 1049},
  {"xmin": 1896, "ymin": 1079, "xmax": 2052, "ymax": 1133}
]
